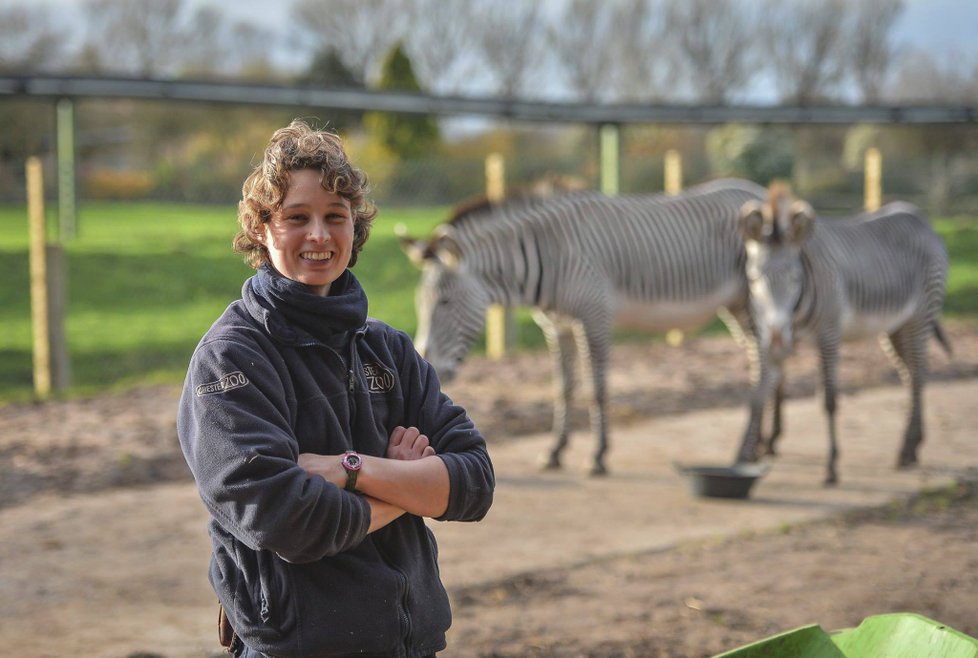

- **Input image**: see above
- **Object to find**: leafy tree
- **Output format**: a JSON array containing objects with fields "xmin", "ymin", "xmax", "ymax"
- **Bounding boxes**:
[
  {"xmin": 364, "ymin": 43, "xmax": 440, "ymax": 160},
  {"xmin": 298, "ymin": 48, "xmax": 365, "ymax": 131},
  {"xmin": 706, "ymin": 124, "xmax": 794, "ymax": 185}
]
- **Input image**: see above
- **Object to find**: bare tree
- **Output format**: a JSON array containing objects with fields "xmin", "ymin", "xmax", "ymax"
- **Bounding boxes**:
[
  {"xmin": 291, "ymin": 0, "xmax": 407, "ymax": 86},
  {"xmin": 849, "ymin": 0, "xmax": 906, "ymax": 103},
  {"xmin": 82, "ymin": 0, "xmax": 191, "ymax": 76},
  {"xmin": 0, "ymin": 4, "xmax": 68, "ymax": 72},
  {"xmin": 79, "ymin": 0, "xmax": 277, "ymax": 78},
  {"xmin": 664, "ymin": 0, "xmax": 760, "ymax": 104},
  {"xmin": 546, "ymin": 0, "xmax": 639, "ymax": 103},
  {"xmin": 612, "ymin": 0, "xmax": 679, "ymax": 103},
  {"xmin": 400, "ymin": 0, "xmax": 481, "ymax": 95},
  {"xmin": 468, "ymin": 0, "xmax": 548, "ymax": 99},
  {"xmin": 763, "ymin": 0, "xmax": 852, "ymax": 103},
  {"xmin": 887, "ymin": 48, "xmax": 978, "ymax": 103}
]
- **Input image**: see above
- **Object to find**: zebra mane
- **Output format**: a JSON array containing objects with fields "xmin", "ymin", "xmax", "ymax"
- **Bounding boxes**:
[
  {"xmin": 765, "ymin": 180, "xmax": 795, "ymax": 244},
  {"xmin": 444, "ymin": 183, "xmax": 595, "ymax": 236}
]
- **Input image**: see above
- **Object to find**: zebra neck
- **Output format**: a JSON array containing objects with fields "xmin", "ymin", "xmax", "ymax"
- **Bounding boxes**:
[{"xmin": 467, "ymin": 226, "xmax": 539, "ymax": 308}]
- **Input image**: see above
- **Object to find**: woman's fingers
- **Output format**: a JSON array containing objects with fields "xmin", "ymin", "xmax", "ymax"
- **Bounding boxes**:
[{"xmin": 386, "ymin": 426, "xmax": 433, "ymax": 459}]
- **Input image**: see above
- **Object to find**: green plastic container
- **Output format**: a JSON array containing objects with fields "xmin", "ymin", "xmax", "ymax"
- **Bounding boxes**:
[{"xmin": 714, "ymin": 613, "xmax": 978, "ymax": 658}]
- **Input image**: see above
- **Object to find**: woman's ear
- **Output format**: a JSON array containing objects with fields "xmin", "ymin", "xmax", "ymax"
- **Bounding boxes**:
[{"xmin": 249, "ymin": 221, "xmax": 268, "ymax": 245}]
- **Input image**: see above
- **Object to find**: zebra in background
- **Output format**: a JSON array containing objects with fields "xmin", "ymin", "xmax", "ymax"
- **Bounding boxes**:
[
  {"xmin": 399, "ymin": 178, "xmax": 769, "ymax": 475},
  {"xmin": 734, "ymin": 183, "xmax": 951, "ymax": 485}
]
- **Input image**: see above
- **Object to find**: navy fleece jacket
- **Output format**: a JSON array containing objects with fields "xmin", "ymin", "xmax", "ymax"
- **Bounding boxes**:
[{"xmin": 177, "ymin": 265, "xmax": 494, "ymax": 658}]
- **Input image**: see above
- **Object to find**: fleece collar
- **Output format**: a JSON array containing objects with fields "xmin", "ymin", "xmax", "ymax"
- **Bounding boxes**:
[{"xmin": 243, "ymin": 264, "xmax": 368, "ymax": 346}]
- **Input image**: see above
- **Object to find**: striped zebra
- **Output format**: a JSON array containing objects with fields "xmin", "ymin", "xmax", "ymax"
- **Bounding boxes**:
[
  {"xmin": 399, "ymin": 178, "xmax": 769, "ymax": 475},
  {"xmin": 734, "ymin": 183, "xmax": 951, "ymax": 484}
]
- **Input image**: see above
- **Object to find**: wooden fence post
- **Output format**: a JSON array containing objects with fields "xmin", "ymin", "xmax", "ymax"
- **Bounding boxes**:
[
  {"xmin": 599, "ymin": 124, "xmax": 620, "ymax": 196},
  {"xmin": 664, "ymin": 149, "xmax": 683, "ymax": 196},
  {"xmin": 664, "ymin": 149, "xmax": 685, "ymax": 347},
  {"xmin": 26, "ymin": 157, "xmax": 70, "ymax": 398},
  {"xmin": 27, "ymin": 157, "xmax": 52, "ymax": 399},
  {"xmin": 865, "ymin": 147, "xmax": 882, "ymax": 211},
  {"xmin": 485, "ymin": 153, "xmax": 511, "ymax": 360}
]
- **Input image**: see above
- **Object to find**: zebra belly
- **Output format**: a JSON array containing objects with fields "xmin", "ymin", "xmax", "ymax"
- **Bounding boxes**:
[
  {"xmin": 840, "ymin": 298, "xmax": 918, "ymax": 340},
  {"xmin": 612, "ymin": 280, "xmax": 740, "ymax": 332}
]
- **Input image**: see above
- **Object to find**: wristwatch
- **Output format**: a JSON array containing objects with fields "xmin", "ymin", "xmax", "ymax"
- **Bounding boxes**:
[{"xmin": 341, "ymin": 451, "xmax": 363, "ymax": 492}]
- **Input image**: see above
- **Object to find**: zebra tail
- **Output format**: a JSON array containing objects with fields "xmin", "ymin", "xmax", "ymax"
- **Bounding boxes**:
[{"xmin": 933, "ymin": 320, "xmax": 953, "ymax": 356}]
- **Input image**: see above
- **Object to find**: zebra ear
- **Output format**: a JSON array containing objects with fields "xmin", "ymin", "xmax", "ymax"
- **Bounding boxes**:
[
  {"xmin": 395, "ymin": 224, "xmax": 431, "ymax": 268},
  {"xmin": 738, "ymin": 200, "xmax": 765, "ymax": 243},
  {"xmin": 788, "ymin": 201, "xmax": 815, "ymax": 244},
  {"xmin": 432, "ymin": 224, "xmax": 463, "ymax": 269}
]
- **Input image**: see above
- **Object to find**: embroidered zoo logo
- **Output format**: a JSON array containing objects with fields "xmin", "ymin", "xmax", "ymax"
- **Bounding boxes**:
[
  {"xmin": 195, "ymin": 371, "xmax": 250, "ymax": 396},
  {"xmin": 363, "ymin": 362, "xmax": 395, "ymax": 393}
]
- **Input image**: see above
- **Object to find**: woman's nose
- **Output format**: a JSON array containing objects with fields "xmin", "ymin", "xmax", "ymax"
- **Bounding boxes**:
[{"xmin": 307, "ymin": 219, "xmax": 329, "ymax": 242}]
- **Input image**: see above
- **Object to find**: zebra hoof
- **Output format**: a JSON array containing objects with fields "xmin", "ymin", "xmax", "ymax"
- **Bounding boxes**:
[
  {"xmin": 589, "ymin": 463, "xmax": 609, "ymax": 477},
  {"xmin": 541, "ymin": 455, "xmax": 562, "ymax": 471},
  {"xmin": 822, "ymin": 474, "xmax": 838, "ymax": 487},
  {"xmin": 896, "ymin": 455, "xmax": 919, "ymax": 470}
]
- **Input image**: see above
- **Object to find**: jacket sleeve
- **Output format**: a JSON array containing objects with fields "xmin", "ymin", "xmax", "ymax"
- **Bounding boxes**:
[
  {"xmin": 177, "ymin": 336, "xmax": 371, "ymax": 563},
  {"xmin": 392, "ymin": 330, "xmax": 495, "ymax": 523}
]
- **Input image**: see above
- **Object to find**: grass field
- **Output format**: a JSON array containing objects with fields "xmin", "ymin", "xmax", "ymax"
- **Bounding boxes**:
[{"xmin": 1, "ymin": 203, "xmax": 976, "ymax": 403}]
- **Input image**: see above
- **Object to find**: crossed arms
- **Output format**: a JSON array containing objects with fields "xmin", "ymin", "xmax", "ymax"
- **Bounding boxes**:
[{"xmin": 297, "ymin": 425, "xmax": 450, "ymax": 533}]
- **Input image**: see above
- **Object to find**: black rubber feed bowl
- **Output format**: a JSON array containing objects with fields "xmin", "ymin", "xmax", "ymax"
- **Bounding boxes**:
[{"xmin": 674, "ymin": 462, "xmax": 770, "ymax": 499}]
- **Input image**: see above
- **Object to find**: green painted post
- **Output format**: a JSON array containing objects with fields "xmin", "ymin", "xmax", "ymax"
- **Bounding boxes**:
[
  {"xmin": 57, "ymin": 97, "xmax": 77, "ymax": 240},
  {"xmin": 599, "ymin": 123, "xmax": 620, "ymax": 196}
]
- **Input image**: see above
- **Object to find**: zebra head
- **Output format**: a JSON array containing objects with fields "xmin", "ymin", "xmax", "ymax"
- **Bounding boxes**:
[
  {"xmin": 398, "ymin": 225, "xmax": 491, "ymax": 382},
  {"xmin": 739, "ymin": 183, "xmax": 815, "ymax": 361}
]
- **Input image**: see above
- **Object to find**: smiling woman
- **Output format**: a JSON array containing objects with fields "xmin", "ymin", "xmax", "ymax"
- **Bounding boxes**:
[{"xmin": 176, "ymin": 118, "xmax": 494, "ymax": 658}]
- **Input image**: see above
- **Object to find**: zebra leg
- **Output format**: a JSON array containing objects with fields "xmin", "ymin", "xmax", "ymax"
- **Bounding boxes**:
[
  {"xmin": 887, "ymin": 323, "xmax": 929, "ymax": 468},
  {"xmin": 736, "ymin": 357, "xmax": 781, "ymax": 464},
  {"xmin": 764, "ymin": 377, "xmax": 785, "ymax": 456},
  {"xmin": 720, "ymin": 305, "xmax": 785, "ymax": 459},
  {"xmin": 816, "ymin": 337, "xmax": 841, "ymax": 486},
  {"xmin": 534, "ymin": 312, "xmax": 578, "ymax": 470},
  {"xmin": 573, "ymin": 320, "xmax": 611, "ymax": 476}
]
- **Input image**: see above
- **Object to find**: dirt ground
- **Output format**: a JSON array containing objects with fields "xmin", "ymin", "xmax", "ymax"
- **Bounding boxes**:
[{"xmin": 1, "ymin": 320, "xmax": 978, "ymax": 657}]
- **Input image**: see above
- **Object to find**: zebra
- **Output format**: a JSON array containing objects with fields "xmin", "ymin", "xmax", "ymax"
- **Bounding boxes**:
[
  {"xmin": 398, "ymin": 178, "xmax": 770, "ymax": 475},
  {"xmin": 734, "ymin": 183, "xmax": 951, "ymax": 485}
]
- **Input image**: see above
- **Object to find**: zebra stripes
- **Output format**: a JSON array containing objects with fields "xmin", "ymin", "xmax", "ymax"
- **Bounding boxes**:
[
  {"xmin": 400, "ymin": 178, "xmax": 768, "ymax": 475},
  {"xmin": 735, "ymin": 184, "xmax": 951, "ymax": 484}
]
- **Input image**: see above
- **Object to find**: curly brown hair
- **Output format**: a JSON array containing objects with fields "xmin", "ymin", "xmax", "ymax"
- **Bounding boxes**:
[{"xmin": 233, "ymin": 119, "xmax": 377, "ymax": 269}]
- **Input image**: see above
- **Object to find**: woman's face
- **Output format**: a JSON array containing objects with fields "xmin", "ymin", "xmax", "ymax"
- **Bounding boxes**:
[{"xmin": 260, "ymin": 168, "xmax": 354, "ymax": 296}]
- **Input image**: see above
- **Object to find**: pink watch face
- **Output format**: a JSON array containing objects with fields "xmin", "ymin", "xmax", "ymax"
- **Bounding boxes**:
[{"xmin": 343, "ymin": 452, "xmax": 362, "ymax": 471}]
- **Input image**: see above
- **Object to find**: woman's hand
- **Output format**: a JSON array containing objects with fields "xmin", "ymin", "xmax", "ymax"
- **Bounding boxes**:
[{"xmin": 386, "ymin": 425, "xmax": 436, "ymax": 460}]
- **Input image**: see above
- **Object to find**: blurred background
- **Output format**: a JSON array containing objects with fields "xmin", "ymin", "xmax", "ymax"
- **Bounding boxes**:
[
  {"xmin": 3, "ymin": 0, "xmax": 978, "ymax": 209},
  {"xmin": 1, "ymin": 0, "xmax": 977, "ymax": 400}
]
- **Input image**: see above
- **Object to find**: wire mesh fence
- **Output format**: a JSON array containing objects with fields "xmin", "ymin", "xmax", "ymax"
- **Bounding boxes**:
[{"xmin": 2, "ymin": 101, "xmax": 978, "ymax": 217}]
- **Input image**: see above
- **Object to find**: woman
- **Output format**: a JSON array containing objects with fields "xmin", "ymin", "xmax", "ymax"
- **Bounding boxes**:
[{"xmin": 177, "ymin": 119, "xmax": 495, "ymax": 657}]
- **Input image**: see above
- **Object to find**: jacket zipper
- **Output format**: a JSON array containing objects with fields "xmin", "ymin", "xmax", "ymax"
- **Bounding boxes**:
[
  {"xmin": 348, "ymin": 328, "xmax": 413, "ymax": 651},
  {"xmin": 346, "ymin": 330, "xmax": 363, "ymax": 442}
]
